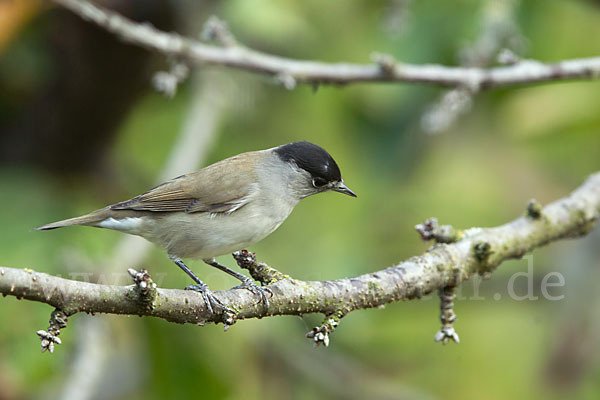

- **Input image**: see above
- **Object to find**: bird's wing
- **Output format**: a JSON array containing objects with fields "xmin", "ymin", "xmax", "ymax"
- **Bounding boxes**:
[{"xmin": 110, "ymin": 154, "xmax": 258, "ymax": 214}]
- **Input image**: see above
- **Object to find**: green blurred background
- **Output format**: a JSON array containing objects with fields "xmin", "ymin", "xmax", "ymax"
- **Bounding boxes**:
[{"xmin": 1, "ymin": 0, "xmax": 600, "ymax": 399}]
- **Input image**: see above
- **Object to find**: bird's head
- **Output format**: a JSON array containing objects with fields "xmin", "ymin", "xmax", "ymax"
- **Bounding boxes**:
[{"xmin": 274, "ymin": 141, "xmax": 356, "ymax": 199}]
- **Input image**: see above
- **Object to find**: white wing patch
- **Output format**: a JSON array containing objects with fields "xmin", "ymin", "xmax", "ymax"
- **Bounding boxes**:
[
  {"xmin": 208, "ymin": 194, "xmax": 252, "ymax": 220},
  {"xmin": 227, "ymin": 194, "xmax": 252, "ymax": 214},
  {"xmin": 224, "ymin": 183, "xmax": 258, "ymax": 215}
]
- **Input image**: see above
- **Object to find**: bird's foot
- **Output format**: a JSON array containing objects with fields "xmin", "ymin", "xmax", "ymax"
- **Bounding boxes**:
[
  {"xmin": 231, "ymin": 278, "xmax": 273, "ymax": 309},
  {"xmin": 185, "ymin": 283, "xmax": 232, "ymax": 314}
]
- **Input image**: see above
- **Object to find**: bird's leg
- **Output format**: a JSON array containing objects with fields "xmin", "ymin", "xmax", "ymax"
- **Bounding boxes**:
[
  {"xmin": 170, "ymin": 257, "xmax": 231, "ymax": 314},
  {"xmin": 203, "ymin": 258, "xmax": 272, "ymax": 309}
]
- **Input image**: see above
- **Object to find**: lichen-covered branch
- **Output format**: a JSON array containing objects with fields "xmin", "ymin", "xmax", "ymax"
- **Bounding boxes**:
[
  {"xmin": 52, "ymin": 0, "xmax": 600, "ymax": 89},
  {"xmin": 1, "ymin": 172, "xmax": 599, "ymax": 328}
]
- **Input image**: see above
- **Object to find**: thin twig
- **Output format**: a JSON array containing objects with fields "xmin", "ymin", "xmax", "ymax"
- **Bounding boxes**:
[{"xmin": 52, "ymin": 0, "xmax": 600, "ymax": 89}]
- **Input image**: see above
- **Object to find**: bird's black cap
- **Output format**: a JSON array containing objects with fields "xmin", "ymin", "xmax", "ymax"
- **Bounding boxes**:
[{"xmin": 275, "ymin": 141, "xmax": 342, "ymax": 183}]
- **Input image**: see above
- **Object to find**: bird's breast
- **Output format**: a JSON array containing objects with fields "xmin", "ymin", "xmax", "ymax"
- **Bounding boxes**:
[{"xmin": 137, "ymin": 196, "xmax": 297, "ymax": 260}]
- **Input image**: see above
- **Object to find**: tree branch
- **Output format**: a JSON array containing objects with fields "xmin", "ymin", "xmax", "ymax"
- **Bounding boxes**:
[
  {"xmin": 2, "ymin": 172, "xmax": 599, "ymax": 332},
  {"xmin": 52, "ymin": 0, "xmax": 600, "ymax": 89}
]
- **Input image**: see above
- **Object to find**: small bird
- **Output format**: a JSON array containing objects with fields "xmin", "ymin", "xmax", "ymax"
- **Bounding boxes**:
[{"xmin": 37, "ymin": 141, "xmax": 356, "ymax": 313}]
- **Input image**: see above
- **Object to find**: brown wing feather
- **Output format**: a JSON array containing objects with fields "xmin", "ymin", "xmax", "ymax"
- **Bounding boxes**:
[{"xmin": 110, "ymin": 153, "xmax": 258, "ymax": 214}]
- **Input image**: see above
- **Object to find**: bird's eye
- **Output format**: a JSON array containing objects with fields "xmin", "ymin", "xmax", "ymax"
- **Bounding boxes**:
[{"xmin": 312, "ymin": 177, "xmax": 328, "ymax": 187}]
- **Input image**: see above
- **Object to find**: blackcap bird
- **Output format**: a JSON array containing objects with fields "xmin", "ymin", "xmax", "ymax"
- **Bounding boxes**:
[{"xmin": 37, "ymin": 141, "xmax": 356, "ymax": 312}]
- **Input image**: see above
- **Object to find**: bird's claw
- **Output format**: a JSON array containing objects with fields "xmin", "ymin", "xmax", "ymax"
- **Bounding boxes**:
[
  {"xmin": 232, "ymin": 278, "xmax": 272, "ymax": 309},
  {"xmin": 185, "ymin": 284, "xmax": 232, "ymax": 314}
]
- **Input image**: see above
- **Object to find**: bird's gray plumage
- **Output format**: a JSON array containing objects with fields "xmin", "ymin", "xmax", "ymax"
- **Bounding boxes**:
[{"xmin": 37, "ymin": 143, "xmax": 355, "ymax": 261}]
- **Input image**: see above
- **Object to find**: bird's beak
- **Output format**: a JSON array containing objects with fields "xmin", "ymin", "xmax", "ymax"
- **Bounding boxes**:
[{"xmin": 333, "ymin": 181, "xmax": 357, "ymax": 197}]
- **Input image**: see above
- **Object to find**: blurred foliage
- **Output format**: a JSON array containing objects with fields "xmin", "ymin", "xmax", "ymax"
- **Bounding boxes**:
[{"xmin": 1, "ymin": 1, "xmax": 600, "ymax": 400}]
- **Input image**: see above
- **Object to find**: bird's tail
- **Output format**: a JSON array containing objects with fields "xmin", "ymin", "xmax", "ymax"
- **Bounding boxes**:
[{"xmin": 35, "ymin": 208, "xmax": 109, "ymax": 230}]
